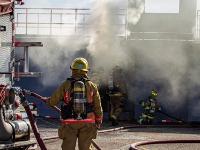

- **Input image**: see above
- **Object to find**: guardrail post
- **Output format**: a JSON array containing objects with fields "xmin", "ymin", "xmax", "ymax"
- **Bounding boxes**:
[
  {"xmin": 50, "ymin": 9, "xmax": 52, "ymax": 35},
  {"xmin": 75, "ymin": 9, "xmax": 77, "ymax": 32},
  {"xmin": 25, "ymin": 8, "xmax": 28, "ymax": 35},
  {"xmin": 37, "ymin": 11, "xmax": 39, "ymax": 35}
]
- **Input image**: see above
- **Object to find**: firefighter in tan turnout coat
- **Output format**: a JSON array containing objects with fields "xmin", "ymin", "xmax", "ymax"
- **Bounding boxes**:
[
  {"xmin": 47, "ymin": 58, "xmax": 103, "ymax": 150},
  {"xmin": 109, "ymin": 66, "xmax": 127, "ymax": 126}
]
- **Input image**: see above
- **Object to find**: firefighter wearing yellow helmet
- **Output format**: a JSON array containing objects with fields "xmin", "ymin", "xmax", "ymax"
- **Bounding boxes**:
[
  {"xmin": 47, "ymin": 57, "xmax": 103, "ymax": 150},
  {"xmin": 138, "ymin": 89, "xmax": 161, "ymax": 124},
  {"xmin": 70, "ymin": 57, "xmax": 89, "ymax": 72}
]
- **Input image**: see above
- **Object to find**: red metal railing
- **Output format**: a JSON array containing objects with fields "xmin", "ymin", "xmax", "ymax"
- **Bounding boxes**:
[{"xmin": 0, "ymin": 85, "xmax": 8, "ymax": 105}]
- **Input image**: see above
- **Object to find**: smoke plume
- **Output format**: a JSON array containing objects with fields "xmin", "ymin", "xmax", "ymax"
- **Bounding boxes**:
[
  {"xmin": 28, "ymin": 0, "xmax": 129, "ymax": 86},
  {"xmin": 127, "ymin": 0, "xmax": 144, "ymax": 25},
  {"xmin": 87, "ymin": 0, "xmax": 129, "ymax": 74},
  {"xmin": 126, "ymin": 0, "xmax": 144, "ymax": 36},
  {"xmin": 24, "ymin": 0, "xmax": 200, "ymax": 120},
  {"xmin": 29, "ymin": 37, "xmax": 88, "ymax": 86}
]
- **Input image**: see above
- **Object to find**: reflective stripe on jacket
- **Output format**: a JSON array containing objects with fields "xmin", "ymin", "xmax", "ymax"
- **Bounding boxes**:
[{"xmin": 48, "ymin": 79, "xmax": 103, "ymax": 124}]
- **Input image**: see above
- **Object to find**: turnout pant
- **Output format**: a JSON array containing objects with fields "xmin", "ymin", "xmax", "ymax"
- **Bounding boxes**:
[
  {"xmin": 110, "ymin": 94, "xmax": 124, "ymax": 120},
  {"xmin": 58, "ymin": 123, "xmax": 97, "ymax": 150}
]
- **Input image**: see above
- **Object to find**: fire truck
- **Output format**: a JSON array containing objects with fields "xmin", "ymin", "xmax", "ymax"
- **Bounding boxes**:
[{"xmin": 0, "ymin": 1, "xmax": 41, "ymax": 149}]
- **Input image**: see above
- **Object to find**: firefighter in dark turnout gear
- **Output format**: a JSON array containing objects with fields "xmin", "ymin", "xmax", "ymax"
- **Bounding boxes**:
[
  {"xmin": 138, "ymin": 89, "xmax": 160, "ymax": 125},
  {"xmin": 109, "ymin": 66, "xmax": 127, "ymax": 126},
  {"xmin": 47, "ymin": 58, "xmax": 103, "ymax": 150}
]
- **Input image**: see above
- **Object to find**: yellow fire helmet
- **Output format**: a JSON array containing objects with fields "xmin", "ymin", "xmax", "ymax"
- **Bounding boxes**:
[
  {"xmin": 70, "ymin": 57, "xmax": 89, "ymax": 72},
  {"xmin": 151, "ymin": 89, "xmax": 158, "ymax": 98}
]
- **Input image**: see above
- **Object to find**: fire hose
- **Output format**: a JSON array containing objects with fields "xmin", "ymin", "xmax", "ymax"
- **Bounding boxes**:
[
  {"xmin": 22, "ymin": 90, "xmax": 102, "ymax": 150},
  {"xmin": 0, "ymin": 85, "xmax": 8, "ymax": 105},
  {"xmin": 20, "ymin": 90, "xmax": 199, "ymax": 150},
  {"xmin": 25, "ymin": 90, "xmax": 60, "ymax": 112},
  {"xmin": 96, "ymin": 125, "xmax": 200, "ymax": 150},
  {"xmin": 33, "ymin": 117, "xmax": 200, "ymax": 150},
  {"xmin": 19, "ymin": 91, "xmax": 48, "ymax": 150},
  {"xmin": 129, "ymin": 139, "xmax": 200, "ymax": 150},
  {"xmin": 157, "ymin": 110, "xmax": 186, "ymax": 124}
]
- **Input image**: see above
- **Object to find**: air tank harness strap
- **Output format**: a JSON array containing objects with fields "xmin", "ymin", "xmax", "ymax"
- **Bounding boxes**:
[{"xmin": 63, "ymin": 77, "xmax": 90, "ymax": 103}]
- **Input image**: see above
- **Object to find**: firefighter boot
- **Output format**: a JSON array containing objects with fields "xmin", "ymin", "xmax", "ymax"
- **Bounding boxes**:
[{"xmin": 110, "ymin": 115, "xmax": 119, "ymax": 126}]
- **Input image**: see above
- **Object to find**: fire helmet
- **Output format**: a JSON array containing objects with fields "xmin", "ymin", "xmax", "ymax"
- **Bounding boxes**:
[
  {"xmin": 70, "ymin": 57, "xmax": 89, "ymax": 72},
  {"xmin": 150, "ymin": 89, "xmax": 158, "ymax": 98}
]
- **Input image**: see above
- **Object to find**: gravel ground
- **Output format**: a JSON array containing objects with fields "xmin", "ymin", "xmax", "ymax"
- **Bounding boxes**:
[{"xmin": 33, "ymin": 118, "xmax": 200, "ymax": 150}]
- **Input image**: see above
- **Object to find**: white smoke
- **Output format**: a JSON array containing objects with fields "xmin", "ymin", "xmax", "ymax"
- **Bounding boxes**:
[
  {"xmin": 134, "ymin": 43, "xmax": 188, "ymax": 107},
  {"xmin": 127, "ymin": 0, "xmax": 144, "ymax": 25},
  {"xmin": 22, "ymin": 0, "xmax": 128, "ymax": 86},
  {"xmin": 25, "ymin": 0, "xmax": 200, "ymax": 120},
  {"xmin": 29, "ymin": 37, "xmax": 88, "ymax": 86},
  {"xmin": 87, "ymin": 0, "xmax": 129, "ymax": 74},
  {"xmin": 126, "ymin": 0, "xmax": 144, "ymax": 36}
]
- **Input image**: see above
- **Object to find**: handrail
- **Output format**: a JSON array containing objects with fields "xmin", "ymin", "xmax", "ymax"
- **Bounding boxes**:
[{"xmin": 15, "ymin": 8, "xmax": 126, "ymax": 36}]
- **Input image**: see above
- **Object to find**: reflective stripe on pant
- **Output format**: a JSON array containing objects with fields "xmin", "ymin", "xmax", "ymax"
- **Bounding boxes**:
[{"xmin": 58, "ymin": 123, "xmax": 97, "ymax": 150}]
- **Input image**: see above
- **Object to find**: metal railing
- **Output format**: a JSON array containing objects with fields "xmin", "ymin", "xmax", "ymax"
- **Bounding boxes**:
[
  {"xmin": 15, "ymin": 8, "xmax": 199, "ymax": 41},
  {"xmin": 196, "ymin": 10, "xmax": 200, "ymax": 39},
  {"xmin": 15, "ymin": 8, "xmax": 127, "ymax": 36}
]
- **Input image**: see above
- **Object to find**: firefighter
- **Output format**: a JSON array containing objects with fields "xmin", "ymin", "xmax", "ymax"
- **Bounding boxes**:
[
  {"xmin": 47, "ymin": 58, "xmax": 103, "ymax": 150},
  {"xmin": 138, "ymin": 89, "xmax": 160, "ymax": 125},
  {"xmin": 91, "ymin": 69, "xmax": 110, "ymax": 113},
  {"xmin": 109, "ymin": 66, "xmax": 127, "ymax": 126}
]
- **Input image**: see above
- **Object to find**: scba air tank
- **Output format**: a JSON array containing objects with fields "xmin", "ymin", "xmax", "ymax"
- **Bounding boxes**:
[{"xmin": 73, "ymin": 81, "xmax": 86, "ymax": 120}]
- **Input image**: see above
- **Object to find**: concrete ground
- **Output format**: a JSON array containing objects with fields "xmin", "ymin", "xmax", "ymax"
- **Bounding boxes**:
[{"xmin": 34, "ymin": 119, "xmax": 200, "ymax": 150}]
